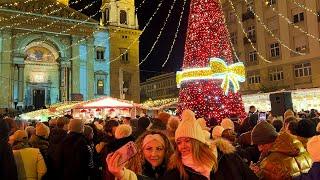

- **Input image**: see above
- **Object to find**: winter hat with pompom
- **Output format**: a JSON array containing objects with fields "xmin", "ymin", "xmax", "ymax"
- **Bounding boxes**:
[{"xmin": 175, "ymin": 109, "xmax": 207, "ymax": 144}]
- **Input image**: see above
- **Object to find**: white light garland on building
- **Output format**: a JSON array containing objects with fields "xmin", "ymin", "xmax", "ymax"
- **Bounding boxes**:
[
  {"xmin": 227, "ymin": 0, "xmax": 272, "ymax": 63},
  {"xmin": 162, "ymin": 0, "xmax": 187, "ymax": 67},
  {"xmin": 139, "ymin": 0, "xmax": 178, "ymax": 66},
  {"xmin": 243, "ymin": 0, "xmax": 306, "ymax": 56}
]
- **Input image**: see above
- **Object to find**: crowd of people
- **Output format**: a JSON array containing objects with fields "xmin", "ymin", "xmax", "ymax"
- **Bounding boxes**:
[{"xmin": 0, "ymin": 106, "xmax": 319, "ymax": 180}]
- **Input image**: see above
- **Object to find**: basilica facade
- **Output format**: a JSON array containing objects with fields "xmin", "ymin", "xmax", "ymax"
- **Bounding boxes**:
[{"xmin": 0, "ymin": 0, "xmax": 140, "ymax": 110}]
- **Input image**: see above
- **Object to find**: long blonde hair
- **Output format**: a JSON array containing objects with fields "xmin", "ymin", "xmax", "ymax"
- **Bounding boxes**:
[
  {"xmin": 126, "ymin": 130, "xmax": 174, "ymax": 174},
  {"xmin": 168, "ymin": 138, "xmax": 218, "ymax": 180}
]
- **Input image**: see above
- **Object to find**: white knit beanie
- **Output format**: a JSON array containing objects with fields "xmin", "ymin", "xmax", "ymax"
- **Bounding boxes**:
[
  {"xmin": 197, "ymin": 118, "xmax": 208, "ymax": 130},
  {"xmin": 115, "ymin": 124, "xmax": 132, "ymax": 139},
  {"xmin": 221, "ymin": 118, "xmax": 234, "ymax": 131},
  {"xmin": 212, "ymin": 126, "xmax": 225, "ymax": 139},
  {"xmin": 307, "ymin": 135, "xmax": 320, "ymax": 162},
  {"xmin": 175, "ymin": 109, "xmax": 207, "ymax": 144}
]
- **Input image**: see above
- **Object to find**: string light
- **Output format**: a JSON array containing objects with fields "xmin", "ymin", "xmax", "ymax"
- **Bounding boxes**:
[
  {"xmin": 290, "ymin": 0, "xmax": 320, "ymax": 17},
  {"xmin": 139, "ymin": 0, "xmax": 178, "ymax": 66},
  {"xmin": 218, "ymin": 2, "xmax": 241, "ymax": 63},
  {"xmin": 227, "ymin": 0, "xmax": 272, "ymax": 63},
  {"xmin": 109, "ymin": 0, "xmax": 165, "ymax": 65},
  {"xmin": 177, "ymin": 0, "xmax": 246, "ymax": 121},
  {"xmin": 1, "ymin": 0, "xmax": 98, "ymax": 41},
  {"xmin": 0, "ymin": 0, "xmax": 36, "ymax": 23},
  {"xmin": 162, "ymin": 0, "xmax": 187, "ymax": 67},
  {"xmin": 243, "ymin": 0, "xmax": 306, "ymax": 56},
  {"xmin": 2, "ymin": 1, "xmax": 103, "ymax": 54},
  {"xmin": 142, "ymin": 98, "xmax": 178, "ymax": 108},
  {"xmin": 265, "ymin": 1, "xmax": 320, "ymax": 42}
]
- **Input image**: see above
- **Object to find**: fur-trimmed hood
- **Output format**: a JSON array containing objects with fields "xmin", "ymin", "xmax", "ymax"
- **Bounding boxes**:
[{"xmin": 212, "ymin": 138, "xmax": 236, "ymax": 155}]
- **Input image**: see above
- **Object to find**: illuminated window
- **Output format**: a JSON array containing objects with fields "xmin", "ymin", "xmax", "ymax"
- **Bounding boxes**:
[
  {"xmin": 293, "ymin": 12, "xmax": 304, "ymax": 23},
  {"xmin": 249, "ymin": 51, "xmax": 257, "ymax": 62},
  {"xmin": 97, "ymin": 80, "xmax": 104, "ymax": 95}
]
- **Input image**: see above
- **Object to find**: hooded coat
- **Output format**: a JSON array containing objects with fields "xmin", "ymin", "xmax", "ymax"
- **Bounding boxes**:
[
  {"xmin": 0, "ymin": 118, "xmax": 18, "ymax": 180},
  {"xmin": 258, "ymin": 132, "xmax": 312, "ymax": 180}
]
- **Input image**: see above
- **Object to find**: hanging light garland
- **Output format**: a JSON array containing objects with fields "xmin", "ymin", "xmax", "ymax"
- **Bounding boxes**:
[
  {"xmin": 264, "ymin": 1, "xmax": 320, "ymax": 42},
  {"xmin": 242, "ymin": 0, "xmax": 306, "ymax": 56},
  {"xmin": 0, "ymin": 0, "xmax": 36, "ymax": 23},
  {"xmin": 162, "ymin": 0, "xmax": 187, "ymax": 67},
  {"xmin": 109, "ymin": 0, "xmax": 165, "ymax": 65},
  {"xmin": 227, "ymin": 0, "xmax": 272, "ymax": 63},
  {"xmin": 139, "ymin": 0, "xmax": 178, "ymax": 66},
  {"xmin": 289, "ymin": 0, "xmax": 320, "ymax": 17}
]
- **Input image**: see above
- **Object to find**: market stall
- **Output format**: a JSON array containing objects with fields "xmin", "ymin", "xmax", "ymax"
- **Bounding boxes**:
[{"xmin": 73, "ymin": 96, "xmax": 147, "ymax": 119}]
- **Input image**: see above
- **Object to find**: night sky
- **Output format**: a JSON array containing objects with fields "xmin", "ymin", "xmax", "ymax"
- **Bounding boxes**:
[{"xmin": 70, "ymin": 0, "xmax": 191, "ymax": 82}]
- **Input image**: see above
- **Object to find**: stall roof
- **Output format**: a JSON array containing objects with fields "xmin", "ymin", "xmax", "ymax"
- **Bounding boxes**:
[{"xmin": 77, "ymin": 96, "xmax": 134, "ymax": 109}]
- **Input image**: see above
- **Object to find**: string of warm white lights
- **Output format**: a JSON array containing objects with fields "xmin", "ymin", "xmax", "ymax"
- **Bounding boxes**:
[
  {"xmin": 0, "ymin": 0, "xmax": 35, "ymax": 23},
  {"xmin": 136, "ymin": 0, "xmax": 147, "ymax": 12},
  {"xmin": 218, "ymin": 1, "xmax": 241, "ymax": 63},
  {"xmin": 2, "ymin": 1, "xmax": 102, "ymax": 54},
  {"xmin": 265, "ymin": 1, "xmax": 320, "ymax": 42},
  {"xmin": 139, "ymin": 0, "xmax": 178, "ymax": 66},
  {"xmin": 0, "ymin": 0, "xmax": 81, "ymax": 23},
  {"xmin": 227, "ymin": 0, "xmax": 272, "ymax": 63},
  {"xmin": 243, "ymin": 0, "xmax": 306, "ymax": 56},
  {"xmin": 1, "ymin": 0, "xmax": 97, "ymax": 41},
  {"xmin": 161, "ymin": 0, "xmax": 187, "ymax": 67},
  {"xmin": 290, "ymin": 0, "xmax": 319, "ymax": 17},
  {"xmin": 109, "ymin": 0, "xmax": 165, "ymax": 65}
]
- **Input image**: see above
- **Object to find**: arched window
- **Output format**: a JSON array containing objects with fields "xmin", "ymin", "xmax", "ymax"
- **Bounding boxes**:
[{"xmin": 120, "ymin": 10, "xmax": 127, "ymax": 25}]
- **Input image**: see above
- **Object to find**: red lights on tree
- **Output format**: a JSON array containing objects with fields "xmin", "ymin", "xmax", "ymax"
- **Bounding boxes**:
[{"xmin": 177, "ymin": 0, "xmax": 246, "ymax": 122}]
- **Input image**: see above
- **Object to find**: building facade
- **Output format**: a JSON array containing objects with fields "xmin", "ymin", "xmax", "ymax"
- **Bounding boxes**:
[
  {"xmin": 0, "ymin": 0, "xmax": 141, "ymax": 111},
  {"xmin": 100, "ymin": 0, "xmax": 141, "ymax": 103},
  {"xmin": 221, "ymin": 0, "xmax": 320, "ymax": 94},
  {"xmin": 140, "ymin": 72, "xmax": 178, "ymax": 102}
]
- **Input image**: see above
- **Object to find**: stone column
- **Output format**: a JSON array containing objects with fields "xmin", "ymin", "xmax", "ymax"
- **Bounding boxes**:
[
  {"xmin": 60, "ymin": 59, "xmax": 71, "ymax": 102},
  {"xmin": 87, "ymin": 38, "xmax": 94, "ymax": 100},
  {"xmin": 17, "ymin": 64, "xmax": 25, "ymax": 107},
  {"xmin": 71, "ymin": 36, "xmax": 80, "ymax": 94}
]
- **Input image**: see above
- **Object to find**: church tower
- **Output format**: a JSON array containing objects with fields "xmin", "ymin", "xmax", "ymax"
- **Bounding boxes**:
[{"xmin": 101, "ymin": 0, "xmax": 141, "ymax": 102}]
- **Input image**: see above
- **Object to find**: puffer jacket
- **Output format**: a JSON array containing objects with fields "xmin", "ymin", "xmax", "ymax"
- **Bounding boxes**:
[{"xmin": 259, "ymin": 132, "xmax": 312, "ymax": 180}]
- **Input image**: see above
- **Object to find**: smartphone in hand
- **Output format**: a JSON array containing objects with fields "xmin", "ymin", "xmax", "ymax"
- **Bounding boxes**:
[
  {"xmin": 115, "ymin": 141, "xmax": 138, "ymax": 165},
  {"xmin": 258, "ymin": 112, "xmax": 267, "ymax": 122}
]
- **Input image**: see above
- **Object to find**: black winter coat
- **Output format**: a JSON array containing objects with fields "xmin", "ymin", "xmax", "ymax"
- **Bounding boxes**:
[
  {"xmin": 0, "ymin": 118, "xmax": 18, "ymax": 180},
  {"xmin": 47, "ymin": 127, "xmax": 67, "ymax": 180},
  {"xmin": 60, "ymin": 132, "xmax": 90, "ymax": 180}
]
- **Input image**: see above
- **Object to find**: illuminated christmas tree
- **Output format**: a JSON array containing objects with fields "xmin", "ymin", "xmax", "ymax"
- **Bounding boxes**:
[{"xmin": 176, "ymin": 0, "xmax": 246, "ymax": 122}]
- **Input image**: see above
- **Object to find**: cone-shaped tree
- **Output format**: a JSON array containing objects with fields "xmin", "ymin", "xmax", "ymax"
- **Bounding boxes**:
[{"xmin": 177, "ymin": 0, "xmax": 246, "ymax": 122}]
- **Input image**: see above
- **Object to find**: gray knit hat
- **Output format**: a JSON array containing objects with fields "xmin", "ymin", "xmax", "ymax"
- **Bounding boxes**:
[{"xmin": 251, "ymin": 121, "xmax": 278, "ymax": 145}]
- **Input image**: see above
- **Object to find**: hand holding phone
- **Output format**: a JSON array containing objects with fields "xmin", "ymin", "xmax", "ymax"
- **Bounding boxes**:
[{"xmin": 115, "ymin": 141, "xmax": 138, "ymax": 165}]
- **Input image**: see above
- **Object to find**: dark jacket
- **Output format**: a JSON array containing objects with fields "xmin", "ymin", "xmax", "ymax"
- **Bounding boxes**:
[
  {"xmin": 293, "ymin": 162, "xmax": 320, "ymax": 180},
  {"xmin": 0, "ymin": 118, "xmax": 18, "ymax": 180},
  {"xmin": 47, "ymin": 127, "xmax": 67, "ymax": 180},
  {"xmin": 60, "ymin": 132, "xmax": 90, "ymax": 180}
]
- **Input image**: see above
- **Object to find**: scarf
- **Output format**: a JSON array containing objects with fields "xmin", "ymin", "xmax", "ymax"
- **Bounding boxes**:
[{"xmin": 182, "ymin": 154, "xmax": 211, "ymax": 179}]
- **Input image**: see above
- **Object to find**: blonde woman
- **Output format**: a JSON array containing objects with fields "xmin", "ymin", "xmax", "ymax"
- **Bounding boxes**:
[
  {"xmin": 161, "ymin": 109, "xmax": 257, "ymax": 180},
  {"xmin": 107, "ymin": 130, "xmax": 174, "ymax": 179}
]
